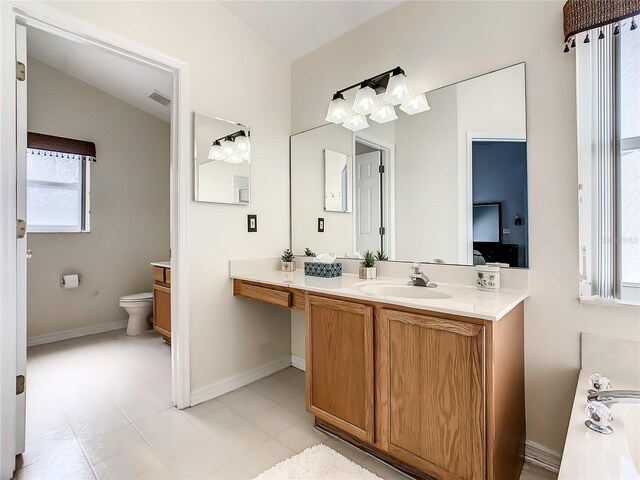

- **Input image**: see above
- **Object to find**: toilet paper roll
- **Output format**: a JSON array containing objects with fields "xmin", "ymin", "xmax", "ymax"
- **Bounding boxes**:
[{"xmin": 61, "ymin": 274, "xmax": 79, "ymax": 289}]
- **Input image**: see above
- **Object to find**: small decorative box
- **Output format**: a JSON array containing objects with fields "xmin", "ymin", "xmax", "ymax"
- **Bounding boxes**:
[
  {"xmin": 476, "ymin": 265, "xmax": 500, "ymax": 291},
  {"xmin": 304, "ymin": 262, "xmax": 342, "ymax": 278}
]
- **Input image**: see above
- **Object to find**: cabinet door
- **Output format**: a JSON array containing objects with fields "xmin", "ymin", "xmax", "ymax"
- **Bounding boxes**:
[
  {"xmin": 382, "ymin": 309, "xmax": 485, "ymax": 480},
  {"xmin": 153, "ymin": 284, "xmax": 171, "ymax": 339},
  {"xmin": 306, "ymin": 295, "xmax": 374, "ymax": 443}
]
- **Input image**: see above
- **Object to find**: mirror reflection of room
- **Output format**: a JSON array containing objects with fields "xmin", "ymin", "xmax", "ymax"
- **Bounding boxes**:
[
  {"xmin": 291, "ymin": 63, "xmax": 528, "ymax": 268},
  {"xmin": 194, "ymin": 112, "xmax": 251, "ymax": 205}
]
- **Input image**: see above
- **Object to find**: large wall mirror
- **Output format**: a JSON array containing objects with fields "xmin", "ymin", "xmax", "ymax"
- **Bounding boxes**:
[
  {"xmin": 194, "ymin": 112, "xmax": 250, "ymax": 204},
  {"xmin": 291, "ymin": 63, "xmax": 528, "ymax": 267}
]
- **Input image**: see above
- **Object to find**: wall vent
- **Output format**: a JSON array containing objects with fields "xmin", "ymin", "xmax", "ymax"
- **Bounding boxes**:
[{"xmin": 147, "ymin": 90, "xmax": 171, "ymax": 106}]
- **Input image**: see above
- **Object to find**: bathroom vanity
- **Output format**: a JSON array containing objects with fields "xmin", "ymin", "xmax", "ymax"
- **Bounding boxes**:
[
  {"xmin": 230, "ymin": 264, "xmax": 528, "ymax": 480},
  {"xmin": 151, "ymin": 261, "xmax": 171, "ymax": 343}
]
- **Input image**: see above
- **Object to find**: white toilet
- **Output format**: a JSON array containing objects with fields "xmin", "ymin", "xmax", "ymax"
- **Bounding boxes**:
[{"xmin": 119, "ymin": 292, "xmax": 153, "ymax": 336}]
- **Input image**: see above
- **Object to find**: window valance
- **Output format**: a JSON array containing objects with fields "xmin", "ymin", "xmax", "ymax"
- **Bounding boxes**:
[{"xmin": 27, "ymin": 132, "xmax": 96, "ymax": 161}]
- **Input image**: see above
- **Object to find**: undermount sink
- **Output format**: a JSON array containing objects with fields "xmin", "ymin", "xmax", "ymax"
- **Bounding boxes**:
[
  {"xmin": 354, "ymin": 281, "xmax": 454, "ymax": 300},
  {"xmin": 626, "ymin": 405, "xmax": 640, "ymax": 474}
]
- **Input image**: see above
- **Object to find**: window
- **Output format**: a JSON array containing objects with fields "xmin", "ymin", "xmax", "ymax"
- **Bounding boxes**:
[
  {"xmin": 26, "ymin": 148, "xmax": 90, "ymax": 233},
  {"xmin": 619, "ymin": 27, "xmax": 640, "ymax": 298},
  {"xmin": 578, "ymin": 22, "xmax": 639, "ymax": 305}
]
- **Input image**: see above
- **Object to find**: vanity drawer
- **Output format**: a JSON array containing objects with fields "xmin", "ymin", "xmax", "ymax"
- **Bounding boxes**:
[
  {"xmin": 235, "ymin": 281, "xmax": 292, "ymax": 308},
  {"xmin": 165, "ymin": 268, "xmax": 171, "ymax": 285},
  {"xmin": 153, "ymin": 267, "xmax": 166, "ymax": 283}
]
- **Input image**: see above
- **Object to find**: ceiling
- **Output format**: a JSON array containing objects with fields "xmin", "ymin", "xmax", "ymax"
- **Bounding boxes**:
[
  {"xmin": 27, "ymin": 27, "xmax": 173, "ymax": 122},
  {"xmin": 221, "ymin": 1, "xmax": 404, "ymax": 61}
]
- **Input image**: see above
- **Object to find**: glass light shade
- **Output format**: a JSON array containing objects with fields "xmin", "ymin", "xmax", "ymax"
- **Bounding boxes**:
[
  {"xmin": 207, "ymin": 143, "xmax": 223, "ymax": 160},
  {"xmin": 235, "ymin": 136, "xmax": 250, "ymax": 154},
  {"xmin": 221, "ymin": 139, "xmax": 236, "ymax": 158},
  {"xmin": 342, "ymin": 114, "xmax": 369, "ymax": 132},
  {"xmin": 325, "ymin": 96, "xmax": 352, "ymax": 123},
  {"xmin": 240, "ymin": 150, "xmax": 250, "ymax": 162},
  {"xmin": 383, "ymin": 73, "xmax": 413, "ymax": 105},
  {"xmin": 352, "ymin": 86, "xmax": 379, "ymax": 115},
  {"xmin": 370, "ymin": 104, "xmax": 398, "ymax": 124},
  {"xmin": 400, "ymin": 93, "xmax": 431, "ymax": 115}
]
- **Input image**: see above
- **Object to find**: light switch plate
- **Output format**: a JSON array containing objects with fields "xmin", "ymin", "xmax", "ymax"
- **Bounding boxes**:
[
  {"xmin": 318, "ymin": 218, "xmax": 324, "ymax": 233},
  {"xmin": 248, "ymin": 215, "xmax": 257, "ymax": 232}
]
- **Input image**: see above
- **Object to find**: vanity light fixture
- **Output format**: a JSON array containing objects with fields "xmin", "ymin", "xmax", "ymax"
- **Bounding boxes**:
[
  {"xmin": 400, "ymin": 93, "xmax": 431, "ymax": 115},
  {"xmin": 352, "ymin": 81, "xmax": 380, "ymax": 115},
  {"xmin": 325, "ymin": 66, "xmax": 429, "ymax": 131},
  {"xmin": 207, "ymin": 130, "xmax": 250, "ymax": 163},
  {"xmin": 383, "ymin": 68, "xmax": 413, "ymax": 105},
  {"xmin": 325, "ymin": 93, "xmax": 352, "ymax": 123},
  {"xmin": 343, "ymin": 114, "xmax": 369, "ymax": 132},
  {"xmin": 207, "ymin": 140, "xmax": 223, "ymax": 160}
]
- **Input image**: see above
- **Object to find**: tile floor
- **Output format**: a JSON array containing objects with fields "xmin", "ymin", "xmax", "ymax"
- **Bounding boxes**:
[{"xmin": 15, "ymin": 330, "xmax": 558, "ymax": 480}]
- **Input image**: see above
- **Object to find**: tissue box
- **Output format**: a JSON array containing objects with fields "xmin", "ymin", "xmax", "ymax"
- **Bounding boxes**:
[{"xmin": 304, "ymin": 262, "xmax": 342, "ymax": 278}]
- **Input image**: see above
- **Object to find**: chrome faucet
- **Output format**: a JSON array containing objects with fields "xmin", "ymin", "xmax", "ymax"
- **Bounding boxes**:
[
  {"xmin": 587, "ymin": 390, "xmax": 640, "ymax": 408},
  {"xmin": 408, "ymin": 262, "xmax": 437, "ymax": 288}
]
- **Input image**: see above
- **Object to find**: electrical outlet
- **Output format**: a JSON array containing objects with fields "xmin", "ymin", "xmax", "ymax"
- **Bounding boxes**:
[
  {"xmin": 318, "ymin": 218, "xmax": 324, "ymax": 233},
  {"xmin": 248, "ymin": 215, "xmax": 257, "ymax": 232},
  {"xmin": 502, "ymin": 228, "xmax": 511, "ymax": 234}
]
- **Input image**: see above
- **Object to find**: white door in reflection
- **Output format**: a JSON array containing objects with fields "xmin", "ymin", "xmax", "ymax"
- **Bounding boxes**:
[{"xmin": 355, "ymin": 151, "xmax": 381, "ymax": 254}]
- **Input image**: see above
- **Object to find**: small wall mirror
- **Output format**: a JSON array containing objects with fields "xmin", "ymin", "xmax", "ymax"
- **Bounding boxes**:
[
  {"xmin": 324, "ymin": 149, "xmax": 352, "ymax": 213},
  {"xmin": 194, "ymin": 112, "xmax": 250, "ymax": 204}
]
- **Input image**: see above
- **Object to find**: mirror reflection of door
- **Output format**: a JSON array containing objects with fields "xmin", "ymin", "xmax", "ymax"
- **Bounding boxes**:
[{"xmin": 355, "ymin": 148, "xmax": 382, "ymax": 254}]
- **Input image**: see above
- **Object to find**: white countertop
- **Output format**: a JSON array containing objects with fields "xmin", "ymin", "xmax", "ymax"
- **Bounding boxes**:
[
  {"xmin": 229, "ymin": 267, "xmax": 528, "ymax": 321},
  {"xmin": 559, "ymin": 369, "xmax": 640, "ymax": 479},
  {"xmin": 150, "ymin": 261, "xmax": 170, "ymax": 268}
]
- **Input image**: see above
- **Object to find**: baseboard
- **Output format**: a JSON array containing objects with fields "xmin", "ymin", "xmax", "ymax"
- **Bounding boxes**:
[
  {"xmin": 524, "ymin": 440, "xmax": 561, "ymax": 473},
  {"xmin": 27, "ymin": 319, "xmax": 128, "ymax": 347},
  {"xmin": 190, "ymin": 355, "xmax": 292, "ymax": 406},
  {"xmin": 291, "ymin": 354, "xmax": 305, "ymax": 371}
]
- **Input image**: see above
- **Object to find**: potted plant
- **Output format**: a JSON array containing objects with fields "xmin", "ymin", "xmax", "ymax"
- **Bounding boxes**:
[
  {"xmin": 359, "ymin": 250, "xmax": 377, "ymax": 280},
  {"xmin": 375, "ymin": 249, "xmax": 388, "ymax": 261},
  {"xmin": 281, "ymin": 249, "xmax": 296, "ymax": 272},
  {"xmin": 304, "ymin": 248, "xmax": 316, "ymax": 258}
]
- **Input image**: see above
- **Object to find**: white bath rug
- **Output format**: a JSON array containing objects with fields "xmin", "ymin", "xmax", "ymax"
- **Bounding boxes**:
[{"xmin": 254, "ymin": 444, "xmax": 383, "ymax": 480}]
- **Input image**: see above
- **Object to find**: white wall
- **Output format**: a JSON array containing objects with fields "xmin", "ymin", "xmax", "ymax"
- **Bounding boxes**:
[
  {"xmin": 48, "ymin": 1, "xmax": 292, "ymax": 396},
  {"xmin": 291, "ymin": 0, "xmax": 640, "ymax": 454},
  {"xmin": 26, "ymin": 58, "xmax": 170, "ymax": 338}
]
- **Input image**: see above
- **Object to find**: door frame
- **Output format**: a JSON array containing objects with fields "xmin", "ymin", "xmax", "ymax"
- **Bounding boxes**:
[
  {"xmin": 0, "ymin": 3, "xmax": 192, "ymax": 475},
  {"xmin": 465, "ymin": 133, "xmax": 526, "ymax": 265},
  {"xmin": 353, "ymin": 132, "xmax": 396, "ymax": 259}
]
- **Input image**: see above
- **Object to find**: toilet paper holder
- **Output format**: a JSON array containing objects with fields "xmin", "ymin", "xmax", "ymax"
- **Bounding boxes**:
[{"xmin": 61, "ymin": 274, "xmax": 80, "ymax": 289}]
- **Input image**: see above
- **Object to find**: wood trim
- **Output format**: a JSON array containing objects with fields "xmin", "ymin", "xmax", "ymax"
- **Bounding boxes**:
[
  {"xmin": 152, "ymin": 284, "xmax": 171, "ymax": 338},
  {"xmin": 306, "ymin": 295, "xmax": 375, "ymax": 443},
  {"xmin": 235, "ymin": 282, "xmax": 292, "ymax": 309},
  {"xmin": 165, "ymin": 268, "xmax": 171, "ymax": 285}
]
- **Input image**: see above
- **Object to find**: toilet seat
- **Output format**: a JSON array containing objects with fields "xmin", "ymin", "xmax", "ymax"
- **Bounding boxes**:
[{"xmin": 119, "ymin": 292, "xmax": 153, "ymax": 303}]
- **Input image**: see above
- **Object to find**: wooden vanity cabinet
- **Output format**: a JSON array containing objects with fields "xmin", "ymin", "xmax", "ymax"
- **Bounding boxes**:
[
  {"xmin": 231, "ymin": 279, "xmax": 525, "ymax": 480},
  {"xmin": 305, "ymin": 295, "xmax": 375, "ymax": 443},
  {"xmin": 152, "ymin": 266, "xmax": 171, "ymax": 343},
  {"xmin": 381, "ymin": 309, "xmax": 485, "ymax": 480},
  {"xmin": 307, "ymin": 295, "xmax": 525, "ymax": 480}
]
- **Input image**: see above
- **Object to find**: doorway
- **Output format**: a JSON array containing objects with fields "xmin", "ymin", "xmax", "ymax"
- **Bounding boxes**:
[{"xmin": 1, "ymin": 4, "xmax": 191, "ymax": 477}]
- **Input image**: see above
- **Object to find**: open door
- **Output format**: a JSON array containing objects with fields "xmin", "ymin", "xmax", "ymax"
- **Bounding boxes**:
[{"xmin": 15, "ymin": 22, "xmax": 28, "ymax": 457}]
